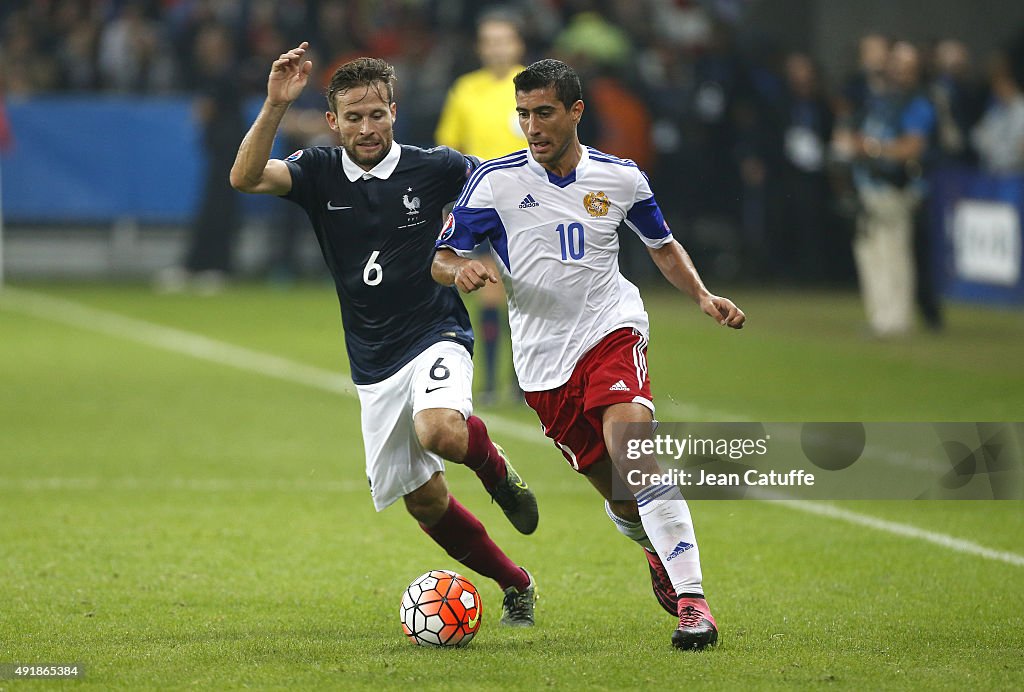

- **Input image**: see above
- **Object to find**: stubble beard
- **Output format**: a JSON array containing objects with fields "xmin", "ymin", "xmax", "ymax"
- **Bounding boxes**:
[{"xmin": 345, "ymin": 140, "xmax": 389, "ymax": 169}]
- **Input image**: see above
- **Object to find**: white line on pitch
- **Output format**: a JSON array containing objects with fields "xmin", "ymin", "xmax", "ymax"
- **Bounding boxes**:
[
  {"xmin": 2, "ymin": 286, "xmax": 1021, "ymax": 568},
  {"xmin": 0, "ymin": 286, "xmax": 540, "ymax": 442},
  {"xmin": 769, "ymin": 500, "xmax": 1024, "ymax": 567}
]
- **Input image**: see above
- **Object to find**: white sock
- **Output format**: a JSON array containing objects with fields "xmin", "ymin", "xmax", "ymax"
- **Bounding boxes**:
[
  {"xmin": 635, "ymin": 484, "xmax": 703, "ymax": 596},
  {"xmin": 604, "ymin": 500, "xmax": 655, "ymax": 551}
]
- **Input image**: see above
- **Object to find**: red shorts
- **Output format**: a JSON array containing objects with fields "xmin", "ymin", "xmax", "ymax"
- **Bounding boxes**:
[{"xmin": 525, "ymin": 328, "xmax": 654, "ymax": 473}]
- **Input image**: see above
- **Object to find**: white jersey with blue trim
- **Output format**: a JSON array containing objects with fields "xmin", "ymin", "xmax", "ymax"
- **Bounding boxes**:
[{"xmin": 437, "ymin": 145, "xmax": 674, "ymax": 391}]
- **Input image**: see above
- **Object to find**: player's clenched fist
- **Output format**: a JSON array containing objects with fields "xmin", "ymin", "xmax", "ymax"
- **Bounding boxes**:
[
  {"xmin": 268, "ymin": 41, "xmax": 312, "ymax": 106},
  {"xmin": 453, "ymin": 260, "xmax": 498, "ymax": 293}
]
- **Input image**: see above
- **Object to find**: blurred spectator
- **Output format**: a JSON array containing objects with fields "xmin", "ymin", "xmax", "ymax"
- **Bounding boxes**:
[
  {"xmin": 731, "ymin": 37, "xmax": 784, "ymax": 280},
  {"xmin": 1, "ymin": 8, "xmax": 60, "ymax": 94},
  {"xmin": 683, "ymin": 21, "xmax": 750, "ymax": 278},
  {"xmin": 238, "ymin": 3, "xmax": 289, "ymax": 96},
  {"xmin": 686, "ymin": 21, "xmax": 747, "ymax": 225},
  {"xmin": 435, "ymin": 7, "xmax": 529, "ymax": 404},
  {"xmin": 312, "ymin": 0, "xmax": 358, "ymax": 62},
  {"xmin": 54, "ymin": 2, "xmax": 101, "ymax": 91},
  {"xmin": 3, "ymin": 0, "xmax": 1021, "ymax": 298},
  {"xmin": 971, "ymin": 51, "xmax": 1024, "ymax": 175},
  {"xmin": 842, "ymin": 41, "xmax": 936, "ymax": 337},
  {"xmin": 389, "ymin": 7, "xmax": 457, "ymax": 147},
  {"xmin": 928, "ymin": 39, "xmax": 987, "ymax": 165},
  {"xmin": 554, "ymin": 9, "xmax": 653, "ymax": 169},
  {"xmin": 155, "ymin": 23, "xmax": 244, "ymax": 294},
  {"xmin": 774, "ymin": 52, "xmax": 836, "ymax": 282},
  {"xmin": 583, "ymin": 68, "xmax": 654, "ymax": 169},
  {"xmin": 651, "ymin": 0, "xmax": 713, "ymax": 49},
  {"xmin": 637, "ymin": 37, "xmax": 698, "ymax": 232},
  {"xmin": 553, "ymin": 10, "xmax": 632, "ymax": 68},
  {"xmin": 837, "ymin": 33, "xmax": 890, "ymax": 123},
  {"xmin": 97, "ymin": 1, "xmax": 177, "ymax": 92},
  {"xmin": 830, "ymin": 34, "xmax": 891, "ymax": 222}
]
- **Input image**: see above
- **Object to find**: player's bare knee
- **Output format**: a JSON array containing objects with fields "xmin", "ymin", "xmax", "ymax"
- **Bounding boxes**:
[
  {"xmin": 414, "ymin": 409, "xmax": 467, "ymax": 460},
  {"xmin": 416, "ymin": 425, "xmax": 451, "ymax": 456}
]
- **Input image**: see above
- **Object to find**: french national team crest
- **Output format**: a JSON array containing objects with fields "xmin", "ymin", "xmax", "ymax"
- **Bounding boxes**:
[
  {"xmin": 438, "ymin": 213, "xmax": 455, "ymax": 242},
  {"xmin": 403, "ymin": 188, "xmax": 421, "ymax": 216},
  {"xmin": 583, "ymin": 191, "xmax": 611, "ymax": 218}
]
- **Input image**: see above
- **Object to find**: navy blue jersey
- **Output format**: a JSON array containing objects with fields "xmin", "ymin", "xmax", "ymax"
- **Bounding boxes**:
[{"xmin": 282, "ymin": 144, "xmax": 475, "ymax": 384}]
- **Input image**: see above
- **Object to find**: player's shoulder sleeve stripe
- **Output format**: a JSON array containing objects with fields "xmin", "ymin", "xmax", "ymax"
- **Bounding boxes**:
[
  {"xmin": 625, "ymin": 195, "xmax": 673, "ymax": 247},
  {"xmin": 440, "ymin": 207, "xmax": 512, "ymax": 271},
  {"xmin": 454, "ymin": 151, "xmax": 528, "ymax": 207},
  {"xmin": 586, "ymin": 146, "xmax": 639, "ymax": 169}
]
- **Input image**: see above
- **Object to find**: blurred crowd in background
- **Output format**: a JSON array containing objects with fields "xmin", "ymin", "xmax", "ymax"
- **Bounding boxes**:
[{"xmin": 2, "ymin": 0, "xmax": 1024, "ymax": 295}]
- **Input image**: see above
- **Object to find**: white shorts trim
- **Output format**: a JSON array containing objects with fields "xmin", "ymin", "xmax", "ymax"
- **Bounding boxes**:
[
  {"xmin": 632, "ymin": 395, "xmax": 655, "ymax": 414},
  {"xmin": 355, "ymin": 341, "xmax": 474, "ymax": 511}
]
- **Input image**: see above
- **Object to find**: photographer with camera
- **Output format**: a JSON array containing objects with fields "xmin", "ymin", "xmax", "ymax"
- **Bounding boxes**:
[{"xmin": 834, "ymin": 41, "xmax": 936, "ymax": 338}]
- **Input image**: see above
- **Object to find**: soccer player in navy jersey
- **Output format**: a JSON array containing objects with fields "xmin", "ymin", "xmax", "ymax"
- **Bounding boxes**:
[
  {"xmin": 230, "ymin": 43, "xmax": 537, "ymax": 625},
  {"xmin": 432, "ymin": 59, "xmax": 745, "ymax": 649}
]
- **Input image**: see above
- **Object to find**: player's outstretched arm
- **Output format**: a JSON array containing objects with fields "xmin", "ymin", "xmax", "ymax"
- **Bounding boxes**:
[
  {"xmin": 648, "ymin": 240, "xmax": 745, "ymax": 329},
  {"xmin": 229, "ymin": 42, "xmax": 313, "ymax": 196},
  {"xmin": 432, "ymin": 249, "xmax": 498, "ymax": 294}
]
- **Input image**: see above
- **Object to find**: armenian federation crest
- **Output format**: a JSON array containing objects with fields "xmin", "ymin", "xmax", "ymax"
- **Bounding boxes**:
[{"xmin": 583, "ymin": 191, "xmax": 611, "ymax": 218}]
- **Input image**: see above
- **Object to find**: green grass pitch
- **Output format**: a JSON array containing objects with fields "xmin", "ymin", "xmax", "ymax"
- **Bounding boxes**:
[{"xmin": 1, "ymin": 282, "xmax": 1022, "ymax": 689}]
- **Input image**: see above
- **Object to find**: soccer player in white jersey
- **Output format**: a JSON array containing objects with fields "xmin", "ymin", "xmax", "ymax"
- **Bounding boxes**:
[{"xmin": 432, "ymin": 59, "xmax": 745, "ymax": 650}]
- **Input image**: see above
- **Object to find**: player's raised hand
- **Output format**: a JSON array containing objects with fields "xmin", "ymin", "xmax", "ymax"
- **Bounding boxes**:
[
  {"xmin": 454, "ymin": 260, "xmax": 498, "ymax": 294},
  {"xmin": 268, "ymin": 42, "xmax": 312, "ymax": 106},
  {"xmin": 700, "ymin": 294, "xmax": 745, "ymax": 329}
]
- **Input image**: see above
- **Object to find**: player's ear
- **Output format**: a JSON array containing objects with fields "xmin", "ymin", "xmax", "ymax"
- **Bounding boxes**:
[
  {"xmin": 570, "ymin": 99, "xmax": 584, "ymax": 124},
  {"xmin": 325, "ymin": 110, "xmax": 339, "ymax": 131},
  {"xmin": 390, "ymin": 101, "xmax": 397, "ymax": 123}
]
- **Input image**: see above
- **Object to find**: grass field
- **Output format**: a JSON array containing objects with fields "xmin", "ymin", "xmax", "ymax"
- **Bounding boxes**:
[{"xmin": 1, "ymin": 282, "xmax": 1022, "ymax": 690}]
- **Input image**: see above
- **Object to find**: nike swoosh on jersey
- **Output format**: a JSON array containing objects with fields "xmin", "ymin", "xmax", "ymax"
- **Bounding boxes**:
[
  {"xmin": 326, "ymin": 202, "xmax": 352, "ymax": 210},
  {"xmin": 424, "ymin": 386, "xmax": 449, "ymax": 393}
]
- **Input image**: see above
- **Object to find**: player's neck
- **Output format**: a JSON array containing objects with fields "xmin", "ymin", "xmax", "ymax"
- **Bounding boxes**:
[
  {"xmin": 486, "ymin": 64, "xmax": 516, "ymax": 80},
  {"xmin": 539, "ymin": 140, "xmax": 583, "ymax": 179}
]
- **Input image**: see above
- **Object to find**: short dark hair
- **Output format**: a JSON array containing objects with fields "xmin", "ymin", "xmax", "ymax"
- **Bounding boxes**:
[
  {"xmin": 513, "ymin": 59, "xmax": 582, "ymax": 110},
  {"xmin": 326, "ymin": 57, "xmax": 396, "ymax": 112}
]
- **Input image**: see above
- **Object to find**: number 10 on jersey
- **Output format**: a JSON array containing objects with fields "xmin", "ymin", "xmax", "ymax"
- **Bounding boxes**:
[{"xmin": 555, "ymin": 223, "xmax": 585, "ymax": 261}]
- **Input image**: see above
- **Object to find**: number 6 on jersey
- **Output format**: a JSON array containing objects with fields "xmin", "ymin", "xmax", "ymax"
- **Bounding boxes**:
[{"xmin": 363, "ymin": 250, "xmax": 383, "ymax": 286}]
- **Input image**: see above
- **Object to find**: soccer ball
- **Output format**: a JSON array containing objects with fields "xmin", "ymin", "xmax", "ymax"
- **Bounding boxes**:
[{"xmin": 400, "ymin": 570, "xmax": 482, "ymax": 647}]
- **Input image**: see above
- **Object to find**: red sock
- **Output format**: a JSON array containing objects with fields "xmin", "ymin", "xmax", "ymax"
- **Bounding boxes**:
[
  {"xmin": 463, "ymin": 415, "xmax": 507, "ymax": 492},
  {"xmin": 420, "ymin": 495, "xmax": 528, "ymax": 591}
]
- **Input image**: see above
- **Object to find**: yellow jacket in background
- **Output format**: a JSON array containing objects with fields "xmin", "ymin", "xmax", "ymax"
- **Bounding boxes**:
[{"xmin": 435, "ymin": 66, "xmax": 527, "ymax": 162}]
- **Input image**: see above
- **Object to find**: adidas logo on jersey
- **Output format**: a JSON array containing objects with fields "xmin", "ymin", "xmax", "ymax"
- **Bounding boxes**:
[
  {"xmin": 519, "ymin": 194, "xmax": 540, "ymax": 209},
  {"xmin": 609, "ymin": 380, "xmax": 630, "ymax": 391}
]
